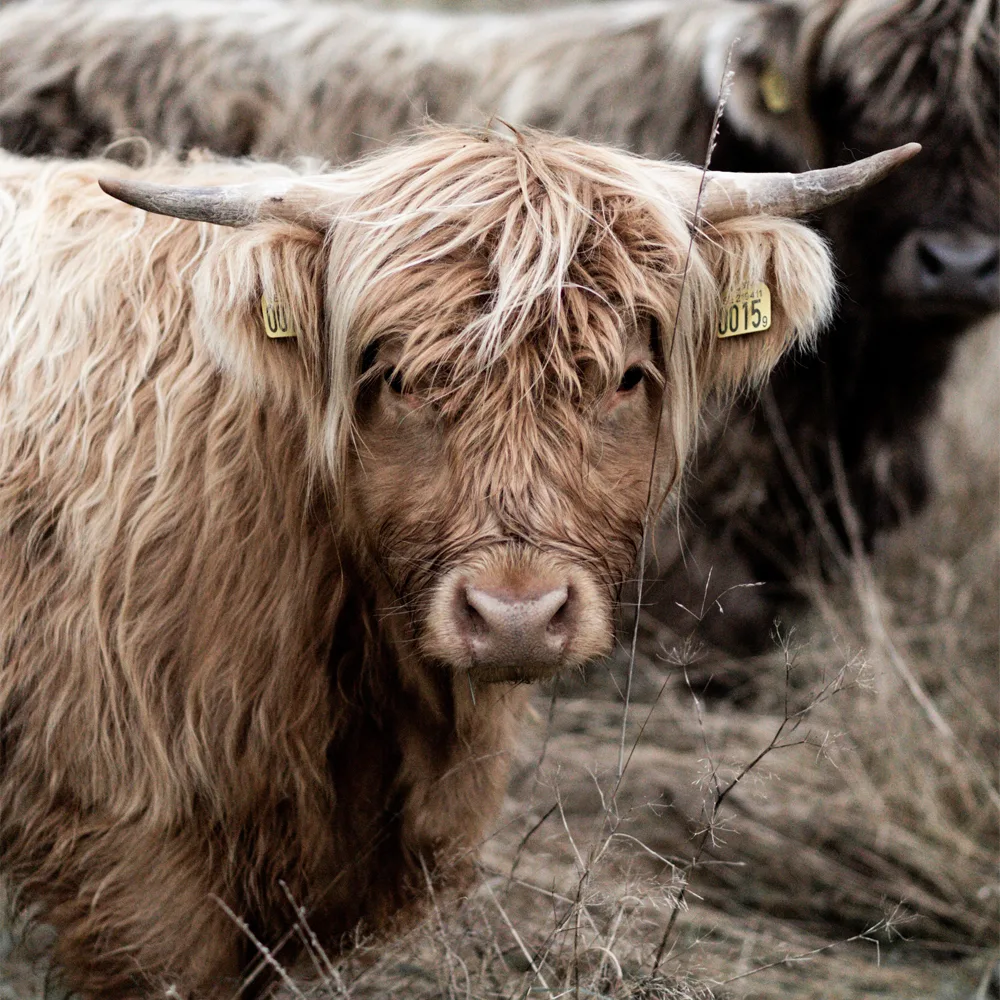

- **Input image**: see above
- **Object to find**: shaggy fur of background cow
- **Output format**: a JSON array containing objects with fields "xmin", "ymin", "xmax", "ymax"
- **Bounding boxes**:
[
  {"xmin": 0, "ymin": 127, "xmax": 840, "ymax": 996},
  {"xmin": 0, "ymin": 0, "xmax": 763, "ymax": 163}
]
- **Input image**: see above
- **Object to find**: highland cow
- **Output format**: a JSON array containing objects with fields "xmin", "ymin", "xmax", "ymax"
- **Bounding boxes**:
[{"xmin": 0, "ymin": 127, "xmax": 914, "ymax": 995}]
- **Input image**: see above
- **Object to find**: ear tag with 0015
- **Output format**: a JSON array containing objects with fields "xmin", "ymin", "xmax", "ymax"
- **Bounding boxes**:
[{"xmin": 717, "ymin": 282, "xmax": 771, "ymax": 338}]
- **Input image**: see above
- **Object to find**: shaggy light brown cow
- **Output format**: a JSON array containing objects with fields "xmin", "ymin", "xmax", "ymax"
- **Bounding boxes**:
[{"xmin": 0, "ymin": 127, "xmax": 915, "ymax": 997}]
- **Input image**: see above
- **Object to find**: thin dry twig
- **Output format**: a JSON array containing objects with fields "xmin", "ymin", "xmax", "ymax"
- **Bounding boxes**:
[
  {"xmin": 278, "ymin": 880, "xmax": 349, "ymax": 998},
  {"xmin": 718, "ymin": 905, "xmax": 911, "ymax": 986},
  {"xmin": 652, "ymin": 628, "xmax": 855, "ymax": 972},
  {"xmin": 616, "ymin": 33, "xmax": 739, "ymax": 806},
  {"xmin": 482, "ymin": 878, "xmax": 551, "ymax": 993},
  {"xmin": 215, "ymin": 895, "xmax": 306, "ymax": 1000}
]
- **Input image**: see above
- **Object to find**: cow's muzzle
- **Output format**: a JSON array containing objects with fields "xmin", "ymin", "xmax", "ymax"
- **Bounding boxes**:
[
  {"xmin": 884, "ymin": 227, "xmax": 1000, "ymax": 312},
  {"xmin": 422, "ymin": 550, "xmax": 612, "ymax": 683}
]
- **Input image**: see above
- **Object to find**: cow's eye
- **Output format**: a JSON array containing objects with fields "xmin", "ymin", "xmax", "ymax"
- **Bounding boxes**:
[
  {"xmin": 383, "ymin": 367, "xmax": 405, "ymax": 395},
  {"xmin": 618, "ymin": 365, "xmax": 645, "ymax": 393}
]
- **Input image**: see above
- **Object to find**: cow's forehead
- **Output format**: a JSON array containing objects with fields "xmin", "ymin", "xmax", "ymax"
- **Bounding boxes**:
[
  {"xmin": 821, "ymin": 0, "xmax": 997, "ymax": 142},
  {"xmin": 357, "ymin": 230, "xmax": 671, "ymax": 385}
]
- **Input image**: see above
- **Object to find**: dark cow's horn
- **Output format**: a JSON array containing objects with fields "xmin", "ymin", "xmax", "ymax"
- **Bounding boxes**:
[
  {"xmin": 698, "ymin": 142, "xmax": 922, "ymax": 222},
  {"xmin": 98, "ymin": 176, "xmax": 334, "ymax": 230}
]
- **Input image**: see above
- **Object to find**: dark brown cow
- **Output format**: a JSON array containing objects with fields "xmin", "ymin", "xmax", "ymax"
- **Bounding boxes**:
[{"xmin": 672, "ymin": 0, "xmax": 998, "ymax": 651}]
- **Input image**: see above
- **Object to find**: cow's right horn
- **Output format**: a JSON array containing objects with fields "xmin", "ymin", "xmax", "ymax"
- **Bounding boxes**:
[
  {"xmin": 98, "ymin": 176, "xmax": 335, "ymax": 230},
  {"xmin": 698, "ymin": 142, "xmax": 921, "ymax": 222}
]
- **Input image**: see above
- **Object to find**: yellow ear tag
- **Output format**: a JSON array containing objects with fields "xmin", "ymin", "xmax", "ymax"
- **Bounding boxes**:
[
  {"xmin": 260, "ymin": 295, "xmax": 298, "ymax": 339},
  {"xmin": 759, "ymin": 63, "xmax": 792, "ymax": 115},
  {"xmin": 718, "ymin": 282, "xmax": 772, "ymax": 338}
]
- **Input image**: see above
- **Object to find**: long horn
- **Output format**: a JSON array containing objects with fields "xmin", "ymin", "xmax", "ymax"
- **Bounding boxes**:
[
  {"xmin": 98, "ymin": 176, "xmax": 335, "ymax": 230},
  {"xmin": 698, "ymin": 142, "xmax": 921, "ymax": 222}
]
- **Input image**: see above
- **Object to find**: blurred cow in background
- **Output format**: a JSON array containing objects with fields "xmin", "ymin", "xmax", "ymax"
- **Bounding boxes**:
[
  {"xmin": 0, "ymin": 0, "xmax": 994, "ymax": 647},
  {"xmin": 0, "ymin": 0, "xmax": 789, "ymax": 165}
]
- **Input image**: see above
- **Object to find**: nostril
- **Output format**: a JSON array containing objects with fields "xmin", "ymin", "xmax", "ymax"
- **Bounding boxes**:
[
  {"xmin": 976, "ymin": 250, "xmax": 999, "ymax": 280},
  {"xmin": 455, "ymin": 586, "xmax": 488, "ymax": 637},
  {"xmin": 916, "ymin": 241, "xmax": 945, "ymax": 277},
  {"xmin": 463, "ymin": 596, "xmax": 487, "ymax": 633},
  {"xmin": 547, "ymin": 586, "xmax": 572, "ymax": 632}
]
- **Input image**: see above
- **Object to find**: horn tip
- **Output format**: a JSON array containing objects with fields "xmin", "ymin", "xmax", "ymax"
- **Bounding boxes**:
[
  {"xmin": 98, "ymin": 176, "xmax": 141, "ymax": 208},
  {"xmin": 872, "ymin": 142, "xmax": 921, "ymax": 177}
]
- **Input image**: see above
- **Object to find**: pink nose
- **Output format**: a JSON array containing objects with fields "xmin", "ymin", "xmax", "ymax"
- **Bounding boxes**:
[{"xmin": 457, "ymin": 583, "xmax": 573, "ymax": 671}]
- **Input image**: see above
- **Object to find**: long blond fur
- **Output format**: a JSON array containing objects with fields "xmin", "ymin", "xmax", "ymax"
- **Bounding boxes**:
[{"xmin": 0, "ymin": 126, "xmax": 834, "ymax": 996}]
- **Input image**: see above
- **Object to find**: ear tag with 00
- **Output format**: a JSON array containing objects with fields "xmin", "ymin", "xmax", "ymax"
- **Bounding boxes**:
[{"xmin": 261, "ymin": 295, "xmax": 298, "ymax": 339}]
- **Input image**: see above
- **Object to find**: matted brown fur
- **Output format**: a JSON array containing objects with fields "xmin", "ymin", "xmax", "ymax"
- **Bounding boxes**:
[{"xmin": 0, "ymin": 127, "xmax": 834, "ymax": 997}]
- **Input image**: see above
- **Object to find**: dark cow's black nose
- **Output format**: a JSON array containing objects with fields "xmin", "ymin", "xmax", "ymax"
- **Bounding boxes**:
[
  {"xmin": 915, "ymin": 230, "xmax": 999, "ymax": 294},
  {"xmin": 886, "ymin": 228, "xmax": 1000, "ymax": 308}
]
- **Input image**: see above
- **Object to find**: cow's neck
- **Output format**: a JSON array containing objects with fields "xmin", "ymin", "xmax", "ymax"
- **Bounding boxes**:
[{"xmin": 322, "ymin": 575, "xmax": 527, "ymax": 914}]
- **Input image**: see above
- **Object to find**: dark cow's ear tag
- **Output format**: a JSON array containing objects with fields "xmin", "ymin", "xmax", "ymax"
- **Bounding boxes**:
[
  {"xmin": 261, "ymin": 295, "xmax": 298, "ymax": 339},
  {"xmin": 718, "ymin": 282, "xmax": 772, "ymax": 338},
  {"xmin": 759, "ymin": 63, "xmax": 792, "ymax": 115}
]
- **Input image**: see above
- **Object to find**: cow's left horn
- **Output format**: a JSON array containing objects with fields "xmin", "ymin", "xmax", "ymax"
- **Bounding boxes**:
[
  {"xmin": 98, "ymin": 177, "xmax": 334, "ymax": 230},
  {"xmin": 698, "ymin": 143, "xmax": 921, "ymax": 222}
]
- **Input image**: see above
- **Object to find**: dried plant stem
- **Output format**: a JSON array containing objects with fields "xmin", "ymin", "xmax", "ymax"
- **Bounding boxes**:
[
  {"xmin": 718, "ymin": 911, "xmax": 903, "ymax": 986},
  {"xmin": 653, "ymin": 637, "xmax": 848, "ymax": 973},
  {"xmin": 214, "ymin": 895, "xmax": 306, "ymax": 1000},
  {"xmin": 482, "ymin": 879, "xmax": 551, "ymax": 993},
  {"xmin": 616, "ymin": 38, "xmax": 738, "ymax": 791}
]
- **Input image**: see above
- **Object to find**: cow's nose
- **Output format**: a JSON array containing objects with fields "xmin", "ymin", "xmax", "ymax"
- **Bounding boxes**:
[
  {"xmin": 457, "ymin": 583, "xmax": 572, "ymax": 670},
  {"xmin": 892, "ymin": 228, "xmax": 1000, "ymax": 307}
]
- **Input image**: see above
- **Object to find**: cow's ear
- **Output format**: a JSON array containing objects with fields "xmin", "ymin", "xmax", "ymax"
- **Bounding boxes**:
[
  {"xmin": 696, "ymin": 215, "xmax": 835, "ymax": 395},
  {"xmin": 194, "ymin": 222, "xmax": 328, "ymax": 412},
  {"xmin": 702, "ymin": 2, "xmax": 822, "ymax": 170}
]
